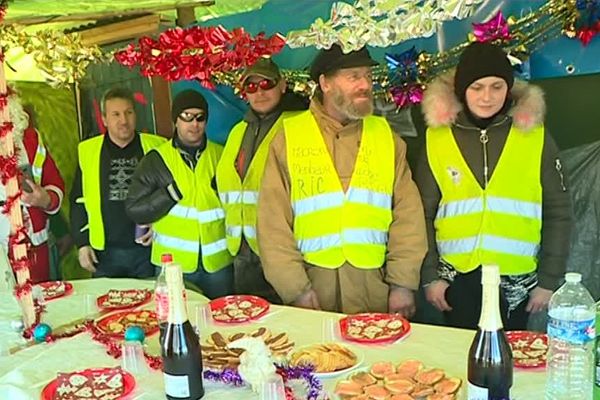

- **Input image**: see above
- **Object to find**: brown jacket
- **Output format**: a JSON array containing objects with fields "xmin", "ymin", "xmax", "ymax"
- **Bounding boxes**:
[{"xmin": 257, "ymin": 99, "xmax": 427, "ymax": 314}]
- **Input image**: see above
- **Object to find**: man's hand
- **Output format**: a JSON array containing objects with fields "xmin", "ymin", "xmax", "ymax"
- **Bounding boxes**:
[
  {"xmin": 135, "ymin": 225, "xmax": 153, "ymax": 247},
  {"xmin": 424, "ymin": 280, "xmax": 452, "ymax": 312},
  {"xmin": 388, "ymin": 286, "xmax": 416, "ymax": 318},
  {"xmin": 78, "ymin": 246, "xmax": 98, "ymax": 273},
  {"xmin": 292, "ymin": 288, "xmax": 321, "ymax": 310},
  {"xmin": 526, "ymin": 287, "xmax": 553, "ymax": 313},
  {"xmin": 21, "ymin": 178, "xmax": 51, "ymax": 209}
]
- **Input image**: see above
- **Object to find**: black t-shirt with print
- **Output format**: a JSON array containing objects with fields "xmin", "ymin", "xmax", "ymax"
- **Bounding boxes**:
[{"xmin": 100, "ymin": 133, "xmax": 144, "ymax": 247}]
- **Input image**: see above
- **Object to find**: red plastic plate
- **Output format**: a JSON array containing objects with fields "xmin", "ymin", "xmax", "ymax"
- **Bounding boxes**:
[
  {"xmin": 37, "ymin": 281, "xmax": 73, "ymax": 301},
  {"xmin": 96, "ymin": 289, "xmax": 152, "ymax": 311},
  {"xmin": 506, "ymin": 330, "xmax": 548, "ymax": 369},
  {"xmin": 209, "ymin": 295, "xmax": 270, "ymax": 323},
  {"xmin": 339, "ymin": 313, "xmax": 411, "ymax": 344},
  {"xmin": 95, "ymin": 310, "xmax": 159, "ymax": 338},
  {"xmin": 41, "ymin": 368, "xmax": 135, "ymax": 400}
]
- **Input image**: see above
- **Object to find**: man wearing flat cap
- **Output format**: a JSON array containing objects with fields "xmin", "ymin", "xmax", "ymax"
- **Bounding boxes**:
[
  {"xmin": 216, "ymin": 57, "xmax": 307, "ymax": 303},
  {"xmin": 126, "ymin": 89, "xmax": 233, "ymax": 298},
  {"xmin": 257, "ymin": 44, "xmax": 427, "ymax": 316}
]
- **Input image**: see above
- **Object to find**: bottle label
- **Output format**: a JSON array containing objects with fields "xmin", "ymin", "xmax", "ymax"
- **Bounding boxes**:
[
  {"xmin": 467, "ymin": 382, "xmax": 488, "ymax": 400},
  {"xmin": 468, "ymin": 382, "xmax": 511, "ymax": 400},
  {"xmin": 163, "ymin": 373, "xmax": 190, "ymax": 398},
  {"xmin": 548, "ymin": 317, "xmax": 595, "ymax": 344},
  {"xmin": 155, "ymin": 290, "xmax": 168, "ymax": 321}
]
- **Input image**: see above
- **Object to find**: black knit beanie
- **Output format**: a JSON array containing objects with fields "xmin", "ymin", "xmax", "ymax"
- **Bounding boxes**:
[
  {"xmin": 454, "ymin": 42, "xmax": 514, "ymax": 100},
  {"xmin": 171, "ymin": 90, "xmax": 208, "ymax": 123}
]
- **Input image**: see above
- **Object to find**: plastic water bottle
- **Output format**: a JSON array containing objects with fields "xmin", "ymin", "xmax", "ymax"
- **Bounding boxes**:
[{"xmin": 546, "ymin": 272, "xmax": 596, "ymax": 400}]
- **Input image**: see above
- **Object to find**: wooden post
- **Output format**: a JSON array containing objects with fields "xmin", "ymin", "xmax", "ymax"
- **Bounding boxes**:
[
  {"xmin": 176, "ymin": 7, "xmax": 196, "ymax": 27},
  {"xmin": 0, "ymin": 57, "xmax": 36, "ymax": 328}
]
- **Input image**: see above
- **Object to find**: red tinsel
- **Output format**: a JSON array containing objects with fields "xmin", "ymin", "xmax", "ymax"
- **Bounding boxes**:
[
  {"xmin": 114, "ymin": 25, "xmax": 286, "ymax": 89},
  {"xmin": 0, "ymin": 1, "xmax": 8, "ymax": 44},
  {"xmin": 0, "ymin": 93, "xmax": 8, "ymax": 109},
  {"xmin": 0, "ymin": 154, "xmax": 18, "ymax": 185},
  {"xmin": 0, "ymin": 121, "xmax": 14, "ymax": 138},
  {"xmin": 2, "ymin": 190, "xmax": 22, "ymax": 215},
  {"xmin": 9, "ymin": 256, "xmax": 32, "ymax": 274},
  {"xmin": 85, "ymin": 321, "xmax": 163, "ymax": 369},
  {"xmin": 577, "ymin": 21, "xmax": 600, "ymax": 45}
]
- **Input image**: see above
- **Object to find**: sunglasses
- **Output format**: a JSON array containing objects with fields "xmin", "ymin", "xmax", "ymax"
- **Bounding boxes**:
[
  {"xmin": 178, "ymin": 112, "xmax": 206, "ymax": 123},
  {"xmin": 243, "ymin": 78, "xmax": 278, "ymax": 94}
]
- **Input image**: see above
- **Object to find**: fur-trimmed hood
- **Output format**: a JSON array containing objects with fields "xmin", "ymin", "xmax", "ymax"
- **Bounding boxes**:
[{"xmin": 422, "ymin": 70, "xmax": 546, "ymax": 132}]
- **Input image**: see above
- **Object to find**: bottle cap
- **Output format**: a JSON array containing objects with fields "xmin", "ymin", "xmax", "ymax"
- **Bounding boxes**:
[
  {"xmin": 565, "ymin": 272, "xmax": 582, "ymax": 283},
  {"xmin": 161, "ymin": 253, "xmax": 173, "ymax": 264},
  {"xmin": 481, "ymin": 264, "xmax": 500, "ymax": 285}
]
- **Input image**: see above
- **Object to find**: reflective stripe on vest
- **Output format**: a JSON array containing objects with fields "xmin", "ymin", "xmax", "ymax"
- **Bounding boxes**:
[
  {"xmin": 285, "ymin": 111, "xmax": 395, "ymax": 269},
  {"xmin": 427, "ymin": 124, "xmax": 543, "ymax": 275},
  {"xmin": 219, "ymin": 190, "xmax": 259, "ymax": 205},
  {"xmin": 31, "ymin": 136, "xmax": 46, "ymax": 185},
  {"xmin": 436, "ymin": 196, "xmax": 542, "ymax": 220},
  {"xmin": 151, "ymin": 140, "xmax": 232, "ymax": 273},
  {"xmin": 293, "ymin": 188, "xmax": 392, "ymax": 216},
  {"xmin": 216, "ymin": 112, "xmax": 299, "ymax": 256},
  {"xmin": 78, "ymin": 133, "xmax": 166, "ymax": 250}
]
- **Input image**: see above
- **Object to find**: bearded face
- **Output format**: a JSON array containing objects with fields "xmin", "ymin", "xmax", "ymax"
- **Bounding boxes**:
[{"xmin": 321, "ymin": 67, "xmax": 374, "ymax": 121}]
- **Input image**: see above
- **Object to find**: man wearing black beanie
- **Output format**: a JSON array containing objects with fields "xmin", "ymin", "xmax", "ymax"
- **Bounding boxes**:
[
  {"xmin": 416, "ymin": 42, "xmax": 572, "ymax": 330},
  {"xmin": 126, "ymin": 89, "xmax": 234, "ymax": 298}
]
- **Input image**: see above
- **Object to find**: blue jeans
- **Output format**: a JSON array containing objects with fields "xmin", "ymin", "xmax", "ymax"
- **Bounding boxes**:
[{"xmin": 155, "ymin": 264, "xmax": 234, "ymax": 299}]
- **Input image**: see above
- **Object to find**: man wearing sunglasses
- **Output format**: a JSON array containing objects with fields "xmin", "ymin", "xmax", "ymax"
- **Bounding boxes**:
[
  {"xmin": 216, "ymin": 57, "xmax": 307, "ymax": 303},
  {"xmin": 257, "ymin": 44, "xmax": 427, "ymax": 317},
  {"xmin": 126, "ymin": 90, "xmax": 233, "ymax": 298}
]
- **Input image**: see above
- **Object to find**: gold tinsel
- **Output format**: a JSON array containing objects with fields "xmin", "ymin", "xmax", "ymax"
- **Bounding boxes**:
[{"xmin": 0, "ymin": 24, "xmax": 110, "ymax": 87}]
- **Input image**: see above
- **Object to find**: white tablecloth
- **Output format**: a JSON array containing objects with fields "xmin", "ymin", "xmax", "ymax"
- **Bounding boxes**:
[{"xmin": 0, "ymin": 278, "xmax": 546, "ymax": 399}]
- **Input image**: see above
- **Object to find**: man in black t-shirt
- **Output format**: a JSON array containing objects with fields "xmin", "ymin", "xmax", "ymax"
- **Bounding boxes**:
[{"xmin": 70, "ymin": 88, "xmax": 165, "ymax": 278}]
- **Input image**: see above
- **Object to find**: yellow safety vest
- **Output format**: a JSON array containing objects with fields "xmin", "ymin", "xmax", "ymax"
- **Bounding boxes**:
[
  {"xmin": 151, "ymin": 140, "xmax": 232, "ymax": 273},
  {"xmin": 427, "ymin": 125, "xmax": 544, "ymax": 275},
  {"xmin": 285, "ymin": 111, "xmax": 395, "ymax": 269},
  {"xmin": 216, "ymin": 112, "xmax": 299, "ymax": 256},
  {"xmin": 77, "ymin": 133, "xmax": 166, "ymax": 250}
]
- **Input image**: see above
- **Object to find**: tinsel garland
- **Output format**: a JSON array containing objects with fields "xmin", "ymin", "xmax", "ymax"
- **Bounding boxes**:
[
  {"xmin": 114, "ymin": 25, "xmax": 286, "ymax": 89},
  {"xmin": 203, "ymin": 365, "xmax": 325, "ymax": 400},
  {"xmin": 286, "ymin": 0, "xmax": 484, "ymax": 53}
]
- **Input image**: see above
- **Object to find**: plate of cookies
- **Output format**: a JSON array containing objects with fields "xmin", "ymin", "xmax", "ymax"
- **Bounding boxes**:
[
  {"xmin": 334, "ymin": 359, "xmax": 462, "ymax": 399},
  {"xmin": 339, "ymin": 313, "xmax": 411, "ymax": 344},
  {"xmin": 36, "ymin": 281, "xmax": 73, "ymax": 301},
  {"xmin": 506, "ymin": 330, "xmax": 548, "ymax": 368},
  {"xmin": 41, "ymin": 367, "xmax": 135, "ymax": 400},
  {"xmin": 289, "ymin": 342, "xmax": 363, "ymax": 378},
  {"xmin": 202, "ymin": 327, "xmax": 294, "ymax": 370},
  {"xmin": 94, "ymin": 310, "xmax": 159, "ymax": 338},
  {"xmin": 96, "ymin": 289, "xmax": 152, "ymax": 311},
  {"xmin": 209, "ymin": 295, "xmax": 270, "ymax": 323}
]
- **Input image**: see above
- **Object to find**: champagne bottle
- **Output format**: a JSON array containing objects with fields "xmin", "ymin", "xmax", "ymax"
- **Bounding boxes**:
[
  {"xmin": 161, "ymin": 264, "xmax": 204, "ymax": 399},
  {"xmin": 467, "ymin": 265, "xmax": 513, "ymax": 400}
]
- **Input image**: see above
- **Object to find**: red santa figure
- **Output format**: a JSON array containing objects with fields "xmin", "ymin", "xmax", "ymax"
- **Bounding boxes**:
[{"xmin": 1, "ymin": 94, "xmax": 65, "ymax": 283}]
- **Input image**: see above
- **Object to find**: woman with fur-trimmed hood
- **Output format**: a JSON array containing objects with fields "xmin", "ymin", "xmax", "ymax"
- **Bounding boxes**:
[{"xmin": 416, "ymin": 42, "xmax": 572, "ymax": 330}]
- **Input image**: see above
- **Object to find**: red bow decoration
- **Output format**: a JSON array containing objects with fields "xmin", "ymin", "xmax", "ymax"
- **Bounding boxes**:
[
  {"xmin": 473, "ymin": 11, "xmax": 512, "ymax": 43},
  {"xmin": 577, "ymin": 20, "xmax": 600, "ymax": 45},
  {"xmin": 115, "ymin": 25, "xmax": 286, "ymax": 88}
]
